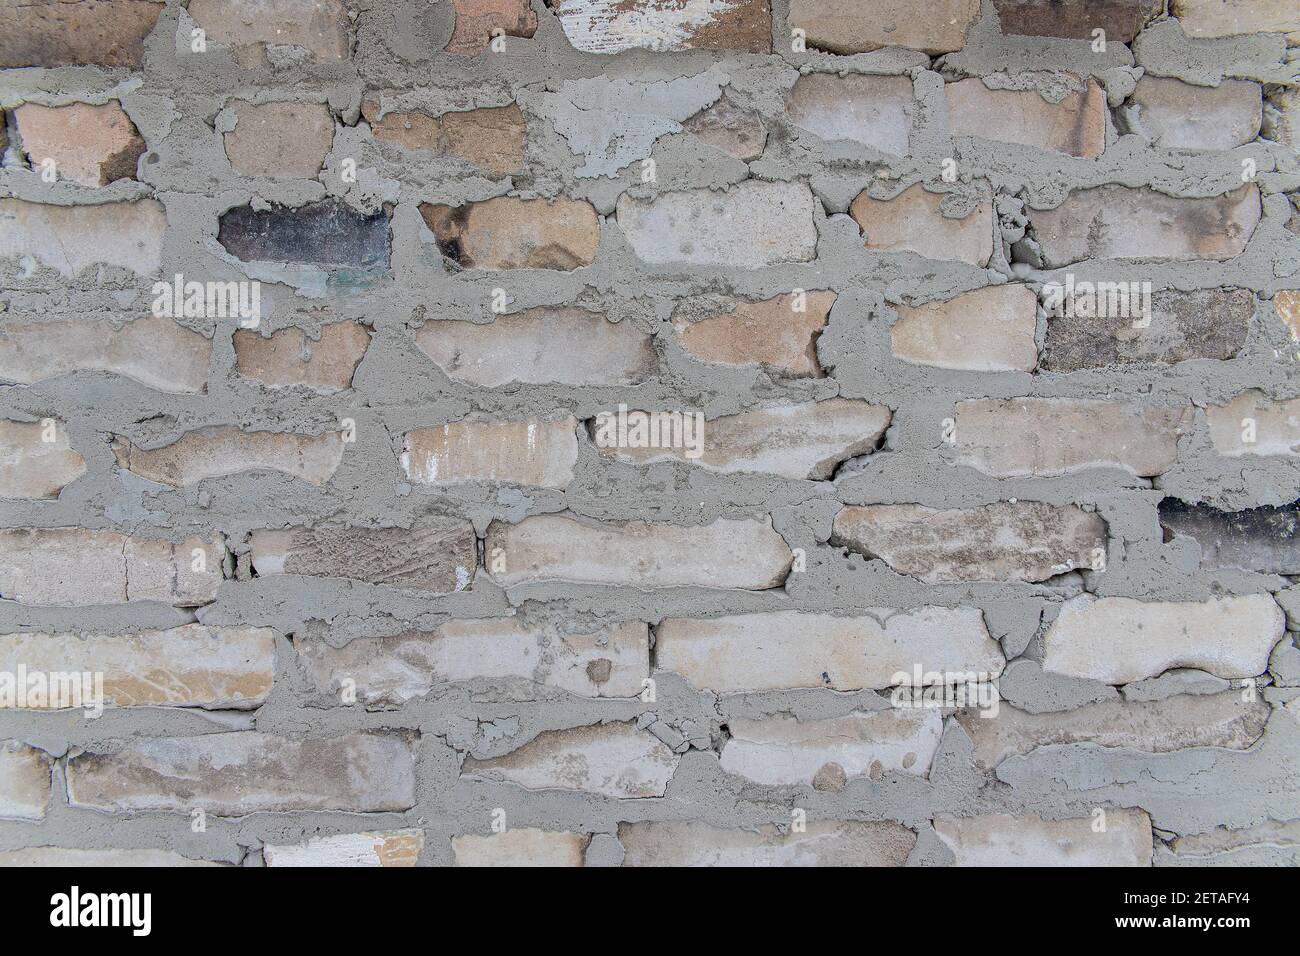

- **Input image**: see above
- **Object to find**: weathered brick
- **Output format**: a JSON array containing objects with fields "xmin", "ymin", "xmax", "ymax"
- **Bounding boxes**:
[
  {"xmin": 1265, "ymin": 88, "xmax": 1300, "ymax": 153},
  {"xmin": 682, "ymin": 94, "xmax": 767, "ymax": 160},
  {"xmin": 0, "ymin": 742, "xmax": 51, "ymax": 821},
  {"xmin": 672, "ymin": 291, "xmax": 832, "ymax": 376},
  {"xmin": 993, "ymin": 0, "xmax": 1162, "ymax": 42},
  {"xmin": 934, "ymin": 810, "xmax": 1153, "ymax": 866},
  {"xmin": 831, "ymin": 502, "xmax": 1106, "ymax": 583},
  {"xmin": 785, "ymin": 74, "xmax": 914, "ymax": 154},
  {"xmin": 250, "ymin": 522, "xmax": 476, "ymax": 593},
  {"xmin": 453, "ymin": 829, "xmax": 589, "ymax": 866},
  {"xmin": 218, "ymin": 200, "xmax": 391, "ymax": 271},
  {"xmin": 788, "ymin": 0, "xmax": 978, "ymax": 54},
  {"xmin": 294, "ymin": 620, "xmax": 649, "ymax": 702},
  {"xmin": 1029, "ymin": 184, "xmax": 1260, "ymax": 267},
  {"xmin": 188, "ymin": 0, "xmax": 351, "ymax": 63},
  {"xmin": 362, "ymin": 102, "xmax": 525, "ymax": 175},
  {"xmin": 550, "ymin": 0, "xmax": 772, "ymax": 54},
  {"xmin": 656, "ymin": 608, "xmax": 1004, "ymax": 693},
  {"xmin": 484, "ymin": 515, "xmax": 792, "ymax": 589},
  {"xmin": 619, "ymin": 820, "xmax": 916, "ymax": 866},
  {"xmin": 0, "ymin": 625, "xmax": 275, "ymax": 709},
  {"xmin": 0, "ymin": 0, "xmax": 164, "ymax": 68},
  {"xmin": 0, "ymin": 199, "xmax": 165, "ymax": 278},
  {"xmin": 0, "ymin": 847, "xmax": 220, "ymax": 866},
  {"xmin": 1041, "ymin": 288, "xmax": 1254, "ymax": 370},
  {"xmin": 850, "ymin": 183, "xmax": 993, "ymax": 266},
  {"xmin": 891, "ymin": 284, "xmax": 1038, "ymax": 371},
  {"xmin": 67, "ymin": 731, "xmax": 417, "ymax": 814},
  {"xmin": 944, "ymin": 79, "xmax": 1105, "ymax": 157},
  {"xmin": 13, "ymin": 102, "xmax": 146, "ymax": 187},
  {"xmin": 0, "ymin": 418, "xmax": 86, "ymax": 499},
  {"xmin": 720, "ymin": 710, "xmax": 943, "ymax": 786},
  {"xmin": 1277, "ymin": 290, "xmax": 1300, "ymax": 342},
  {"xmin": 1171, "ymin": 0, "xmax": 1300, "ymax": 39},
  {"xmin": 402, "ymin": 417, "xmax": 578, "ymax": 488},
  {"xmin": 1206, "ymin": 390, "xmax": 1300, "ymax": 457},
  {"xmin": 1128, "ymin": 77, "xmax": 1262, "ymax": 150},
  {"xmin": 1044, "ymin": 594, "xmax": 1285, "ymax": 684},
  {"xmin": 112, "ymin": 426, "xmax": 343, "ymax": 488},
  {"xmin": 0, "ymin": 529, "xmax": 223, "ymax": 607},
  {"xmin": 1159, "ymin": 498, "xmax": 1300, "ymax": 574},
  {"xmin": 233, "ymin": 321, "xmax": 371, "ymax": 391},
  {"xmin": 616, "ymin": 180, "xmax": 817, "ymax": 268},
  {"xmin": 447, "ymin": 0, "xmax": 538, "ymax": 55},
  {"xmin": 1157, "ymin": 821, "xmax": 1300, "ymax": 867},
  {"xmin": 954, "ymin": 398, "xmax": 1192, "ymax": 478},
  {"xmin": 264, "ymin": 830, "xmax": 423, "ymax": 867},
  {"xmin": 462, "ymin": 722, "xmax": 679, "ymax": 798},
  {"xmin": 223, "ymin": 101, "xmax": 334, "ymax": 178},
  {"xmin": 420, "ymin": 197, "xmax": 598, "ymax": 270}
]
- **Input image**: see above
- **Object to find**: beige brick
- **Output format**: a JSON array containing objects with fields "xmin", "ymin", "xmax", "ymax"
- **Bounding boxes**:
[
  {"xmin": 363, "ymin": 102, "xmax": 525, "ymax": 176},
  {"xmin": 788, "ymin": 0, "xmax": 978, "ymax": 54},
  {"xmin": 1276, "ymin": 291, "xmax": 1300, "ymax": 342},
  {"xmin": 1130, "ymin": 77, "xmax": 1262, "ymax": 150},
  {"xmin": 891, "ymin": 284, "xmax": 1038, "ymax": 371},
  {"xmin": 14, "ymin": 102, "xmax": 145, "ymax": 187},
  {"xmin": 233, "ymin": 321, "xmax": 371, "ymax": 392},
  {"xmin": 453, "ymin": 829, "xmax": 589, "ymax": 866},
  {"xmin": 462, "ymin": 722, "xmax": 679, "ymax": 798},
  {"xmin": 447, "ymin": 0, "xmax": 538, "ymax": 55},
  {"xmin": 484, "ymin": 515, "xmax": 792, "ymax": 590},
  {"xmin": 0, "ymin": 742, "xmax": 51, "ymax": 821},
  {"xmin": 1171, "ymin": 0, "xmax": 1300, "ymax": 39},
  {"xmin": 0, "ymin": 199, "xmax": 165, "ymax": 278},
  {"xmin": 619, "ymin": 820, "xmax": 916, "ymax": 866},
  {"xmin": 552, "ymin": 0, "xmax": 772, "ymax": 54},
  {"xmin": 1265, "ymin": 88, "xmax": 1300, "ymax": 152},
  {"xmin": 1206, "ymin": 390, "xmax": 1300, "ymax": 457},
  {"xmin": 672, "ymin": 291, "xmax": 832, "ymax": 377},
  {"xmin": 832, "ymin": 502, "xmax": 1106, "ymax": 583},
  {"xmin": 785, "ymin": 74, "xmax": 914, "ymax": 154},
  {"xmin": 954, "ymin": 398, "xmax": 1192, "ymax": 478},
  {"xmin": 112, "ymin": 426, "xmax": 344, "ymax": 488},
  {"xmin": 293, "ymin": 620, "xmax": 649, "ymax": 702},
  {"xmin": 850, "ymin": 183, "xmax": 993, "ymax": 266},
  {"xmin": 0, "ymin": 418, "xmax": 86, "ymax": 499},
  {"xmin": 0, "ymin": 625, "xmax": 275, "ymax": 710},
  {"xmin": 656, "ymin": 608, "xmax": 1004, "ymax": 693},
  {"xmin": 223, "ymin": 101, "xmax": 334, "ymax": 178},
  {"xmin": 188, "ymin": 0, "xmax": 351, "ymax": 63},
  {"xmin": 420, "ymin": 197, "xmax": 598, "ymax": 270},
  {"xmin": 416, "ymin": 308, "xmax": 655, "ymax": 387},
  {"xmin": 0, "ymin": 529, "xmax": 223, "ymax": 607},
  {"xmin": 1044, "ymin": 594, "xmax": 1285, "ymax": 684},
  {"xmin": 682, "ymin": 94, "xmax": 767, "ymax": 161},
  {"xmin": 993, "ymin": 0, "xmax": 1161, "ymax": 42},
  {"xmin": 402, "ymin": 417, "xmax": 578, "ymax": 488},
  {"xmin": 944, "ymin": 79, "xmax": 1105, "ymax": 157},
  {"xmin": 1158, "ymin": 820, "xmax": 1300, "ymax": 866},
  {"xmin": 934, "ymin": 810, "xmax": 1153, "ymax": 866},
  {"xmin": 0, "ymin": 847, "xmax": 221, "ymax": 866},
  {"xmin": 0, "ymin": 0, "xmax": 165, "ymax": 68},
  {"xmin": 68, "ymin": 731, "xmax": 417, "ymax": 814},
  {"xmin": 264, "ymin": 830, "xmax": 424, "ymax": 867}
]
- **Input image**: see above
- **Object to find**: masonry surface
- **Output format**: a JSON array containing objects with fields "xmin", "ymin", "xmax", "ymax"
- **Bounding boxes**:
[{"xmin": 0, "ymin": 0, "xmax": 1298, "ymax": 867}]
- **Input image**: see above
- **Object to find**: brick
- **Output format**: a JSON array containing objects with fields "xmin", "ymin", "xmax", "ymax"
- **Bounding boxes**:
[
  {"xmin": 891, "ymin": 284, "xmax": 1038, "ymax": 371},
  {"xmin": 1171, "ymin": 0, "xmax": 1300, "ymax": 39},
  {"xmin": 1158, "ymin": 821, "xmax": 1300, "ymax": 866},
  {"xmin": 416, "ymin": 309, "xmax": 656, "ymax": 386},
  {"xmin": 550, "ymin": 0, "xmax": 772, "ymax": 54},
  {"xmin": 785, "ymin": 74, "xmax": 913, "ymax": 155},
  {"xmin": 788, "ymin": 0, "xmax": 978, "ymax": 54},
  {"xmin": 1277, "ymin": 291, "xmax": 1300, "ymax": 342},
  {"xmin": 656, "ymin": 607, "xmax": 1004, "ymax": 693},
  {"xmin": 0, "ymin": 529, "xmax": 223, "ymax": 607},
  {"xmin": 233, "ymin": 321, "xmax": 371, "ymax": 391},
  {"xmin": 462, "ymin": 722, "xmax": 679, "ymax": 798},
  {"xmin": 218, "ymin": 200, "xmax": 391, "ymax": 270},
  {"xmin": 0, "ymin": 0, "xmax": 164, "ymax": 68},
  {"xmin": 484, "ymin": 515, "xmax": 792, "ymax": 589},
  {"xmin": 0, "ymin": 418, "xmax": 86, "ymax": 499},
  {"xmin": 993, "ymin": 0, "xmax": 1162, "ymax": 42},
  {"xmin": 402, "ymin": 417, "xmax": 578, "ymax": 488},
  {"xmin": 453, "ymin": 829, "xmax": 589, "ymax": 866},
  {"xmin": 294, "ymin": 620, "xmax": 649, "ymax": 702},
  {"xmin": 1206, "ymin": 390, "xmax": 1300, "ymax": 457},
  {"xmin": 934, "ymin": 810, "xmax": 1153, "ymax": 866},
  {"xmin": 616, "ymin": 180, "xmax": 817, "ymax": 268},
  {"xmin": 944, "ymin": 79, "xmax": 1105, "ymax": 157},
  {"xmin": 1043, "ymin": 594, "xmax": 1285, "ymax": 684},
  {"xmin": 720, "ymin": 710, "xmax": 943, "ymax": 786},
  {"xmin": 0, "ymin": 316, "xmax": 210, "ymax": 394},
  {"xmin": 619, "ymin": 820, "xmax": 916, "ymax": 866},
  {"xmin": 447, "ymin": 0, "xmax": 538, "ymax": 55},
  {"xmin": 1041, "ymin": 288, "xmax": 1254, "ymax": 370},
  {"xmin": 68, "ymin": 731, "xmax": 417, "ymax": 814},
  {"xmin": 0, "ymin": 848, "xmax": 220, "ymax": 866},
  {"xmin": 13, "ymin": 102, "xmax": 146, "ymax": 187},
  {"xmin": 1159, "ymin": 498, "xmax": 1300, "ymax": 574},
  {"xmin": 954, "ymin": 693, "xmax": 1269, "ymax": 771},
  {"xmin": 1265, "ymin": 88, "xmax": 1300, "ymax": 153},
  {"xmin": 954, "ymin": 398, "xmax": 1192, "ymax": 478},
  {"xmin": 1129, "ymin": 77, "xmax": 1262, "ymax": 150},
  {"xmin": 112, "ymin": 426, "xmax": 343, "ymax": 488},
  {"xmin": 362, "ymin": 102, "xmax": 525, "ymax": 176},
  {"xmin": 264, "ymin": 830, "xmax": 423, "ymax": 867},
  {"xmin": 850, "ymin": 183, "xmax": 993, "ymax": 266},
  {"xmin": 250, "ymin": 522, "xmax": 476, "ymax": 593},
  {"xmin": 0, "ymin": 625, "xmax": 275, "ymax": 710},
  {"xmin": 595, "ymin": 398, "xmax": 889, "ymax": 479},
  {"xmin": 188, "ymin": 0, "xmax": 350, "ymax": 63},
  {"xmin": 831, "ymin": 502, "xmax": 1106, "ymax": 583},
  {"xmin": 223, "ymin": 101, "xmax": 334, "ymax": 178},
  {"xmin": 420, "ymin": 197, "xmax": 598, "ymax": 270},
  {"xmin": 0, "ymin": 742, "xmax": 51, "ymax": 821},
  {"xmin": 672, "ymin": 291, "xmax": 832, "ymax": 377},
  {"xmin": 0, "ymin": 199, "xmax": 165, "ymax": 278},
  {"xmin": 682, "ymin": 94, "xmax": 767, "ymax": 161},
  {"xmin": 1029, "ymin": 184, "xmax": 1260, "ymax": 267}
]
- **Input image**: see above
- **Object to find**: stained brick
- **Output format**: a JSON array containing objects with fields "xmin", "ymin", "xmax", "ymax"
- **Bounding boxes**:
[
  {"xmin": 233, "ymin": 321, "xmax": 371, "ymax": 392},
  {"xmin": 1159, "ymin": 498, "xmax": 1300, "ymax": 574},
  {"xmin": 672, "ymin": 291, "xmax": 833, "ymax": 376},
  {"xmin": 550, "ymin": 0, "xmax": 772, "ymax": 54},
  {"xmin": 0, "ymin": 742, "xmax": 51, "ymax": 821},
  {"xmin": 420, "ymin": 197, "xmax": 598, "ymax": 270},
  {"xmin": 0, "ymin": 0, "xmax": 164, "ymax": 69},
  {"xmin": 402, "ymin": 417, "xmax": 578, "ymax": 488},
  {"xmin": 944, "ymin": 79, "xmax": 1105, "ymax": 157},
  {"xmin": 218, "ymin": 200, "xmax": 391, "ymax": 271},
  {"xmin": 13, "ymin": 102, "xmax": 146, "ymax": 187},
  {"xmin": 993, "ymin": 0, "xmax": 1162, "ymax": 42},
  {"xmin": 264, "ymin": 830, "xmax": 423, "ymax": 867},
  {"xmin": 362, "ymin": 101, "xmax": 526, "ymax": 175},
  {"xmin": 447, "ymin": 0, "xmax": 538, "ymax": 55},
  {"xmin": 850, "ymin": 183, "xmax": 993, "ymax": 266}
]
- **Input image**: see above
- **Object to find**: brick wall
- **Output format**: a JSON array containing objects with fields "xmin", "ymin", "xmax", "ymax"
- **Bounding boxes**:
[{"xmin": 0, "ymin": 0, "xmax": 1297, "ymax": 866}]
